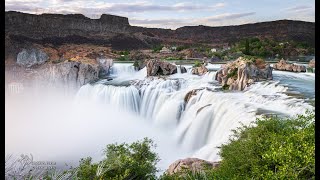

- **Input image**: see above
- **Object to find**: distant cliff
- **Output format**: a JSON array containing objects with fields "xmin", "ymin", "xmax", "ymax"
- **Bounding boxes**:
[{"xmin": 5, "ymin": 11, "xmax": 315, "ymax": 52}]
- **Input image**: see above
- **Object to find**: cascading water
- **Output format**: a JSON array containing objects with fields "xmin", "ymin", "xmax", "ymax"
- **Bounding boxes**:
[
  {"xmin": 6, "ymin": 62, "xmax": 314, "ymax": 175},
  {"xmin": 75, "ymin": 63, "xmax": 314, "ymax": 163}
]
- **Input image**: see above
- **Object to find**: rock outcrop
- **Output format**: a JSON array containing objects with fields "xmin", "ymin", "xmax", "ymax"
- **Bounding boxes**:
[
  {"xmin": 6, "ymin": 60, "xmax": 99, "ymax": 94},
  {"xmin": 191, "ymin": 65, "xmax": 208, "ymax": 75},
  {"xmin": 146, "ymin": 60, "xmax": 177, "ymax": 76},
  {"xmin": 32, "ymin": 61, "xmax": 99, "ymax": 90},
  {"xmin": 273, "ymin": 59, "xmax": 306, "ymax": 72},
  {"xmin": 308, "ymin": 59, "xmax": 315, "ymax": 68},
  {"xmin": 166, "ymin": 158, "xmax": 219, "ymax": 175},
  {"xmin": 16, "ymin": 48, "xmax": 49, "ymax": 67},
  {"xmin": 215, "ymin": 57, "xmax": 273, "ymax": 91},
  {"xmin": 96, "ymin": 57, "xmax": 113, "ymax": 77}
]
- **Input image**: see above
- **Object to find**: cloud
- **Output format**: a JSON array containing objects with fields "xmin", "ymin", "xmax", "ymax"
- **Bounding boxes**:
[
  {"xmin": 283, "ymin": 5, "xmax": 314, "ymax": 22},
  {"xmin": 130, "ymin": 12, "xmax": 256, "ymax": 29},
  {"xmin": 203, "ymin": 12, "xmax": 256, "ymax": 22},
  {"xmin": 285, "ymin": 5, "xmax": 312, "ymax": 13},
  {"xmin": 5, "ymin": 1, "xmax": 226, "ymax": 14}
]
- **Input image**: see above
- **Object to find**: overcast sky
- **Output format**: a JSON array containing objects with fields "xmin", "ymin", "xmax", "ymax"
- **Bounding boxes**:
[{"xmin": 5, "ymin": 0, "xmax": 315, "ymax": 29}]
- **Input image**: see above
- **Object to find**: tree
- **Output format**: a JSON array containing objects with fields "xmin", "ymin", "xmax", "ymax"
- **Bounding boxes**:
[{"xmin": 74, "ymin": 138, "xmax": 159, "ymax": 180}]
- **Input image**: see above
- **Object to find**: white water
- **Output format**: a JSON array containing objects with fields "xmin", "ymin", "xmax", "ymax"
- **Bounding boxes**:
[
  {"xmin": 6, "ymin": 63, "xmax": 315, "ymax": 174},
  {"xmin": 75, "ymin": 63, "xmax": 314, "ymax": 162}
]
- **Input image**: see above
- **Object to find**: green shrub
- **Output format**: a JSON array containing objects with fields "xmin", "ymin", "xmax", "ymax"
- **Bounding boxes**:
[
  {"xmin": 133, "ymin": 61, "xmax": 139, "ymax": 68},
  {"xmin": 216, "ymin": 111, "xmax": 315, "ymax": 179},
  {"xmin": 73, "ymin": 138, "xmax": 159, "ymax": 180},
  {"xmin": 116, "ymin": 55, "xmax": 130, "ymax": 61},
  {"xmin": 222, "ymin": 84, "xmax": 230, "ymax": 90},
  {"xmin": 226, "ymin": 68, "xmax": 238, "ymax": 79},
  {"xmin": 194, "ymin": 60, "xmax": 201, "ymax": 67},
  {"xmin": 152, "ymin": 45, "xmax": 164, "ymax": 53}
]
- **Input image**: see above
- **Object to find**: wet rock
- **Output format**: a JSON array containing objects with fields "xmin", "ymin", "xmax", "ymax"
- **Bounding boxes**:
[{"xmin": 184, "ymin": 89, "xmax": 199, "ymax": 103}]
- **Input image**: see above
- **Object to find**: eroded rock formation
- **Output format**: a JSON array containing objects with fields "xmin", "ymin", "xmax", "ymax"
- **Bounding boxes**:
[
  {"xmin": 146, "ymin": 60, "xmax": 177, "ymax": 76},
  {"xmin": 215, "ymin": 57, "xmax": 273, "ymax": 91},
  {"xmin": 273, "ymin": 59, "xmax": 306, "ymax": 72}
]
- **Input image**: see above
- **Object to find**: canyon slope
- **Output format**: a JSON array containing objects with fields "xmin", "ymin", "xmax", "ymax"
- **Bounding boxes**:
[{"xmin": 6, "ymin": 11, "xmax": 315, "ymax": 54}]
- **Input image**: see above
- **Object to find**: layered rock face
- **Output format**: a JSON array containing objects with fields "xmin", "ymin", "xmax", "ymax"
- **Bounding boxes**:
[
  {"xmin": 215, "ymin": 57, "xmax": 273, "ymax": 91},
  {"xmin": 273, "ymin": 59, "xmax": 306, "ymax": 72},
  {"xmin": 166, "ymin": 158, "xmax": 219, "ymax": 175},
  {"xmin": 146, "ymin": 60, "xmax": 178, "ymax": 76},
  {"xmin": 35, "ymin": 61, "xmax": 99, "ymax": 90}
]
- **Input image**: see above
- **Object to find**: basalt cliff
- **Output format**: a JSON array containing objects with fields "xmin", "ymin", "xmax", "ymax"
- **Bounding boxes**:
[
  {"xmin": 6, "ymin": 11, "xmax": 315, "ymax": 53},
  {"xmin": 5, "ymin": 11, "xmax": 315, "ymax": 92}
]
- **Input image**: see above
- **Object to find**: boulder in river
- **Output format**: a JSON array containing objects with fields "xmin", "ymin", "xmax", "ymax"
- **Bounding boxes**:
[
  {"xmin": 191, "ymin": 65, "xmax": 208, "ymax": 75},
  {"xmin": 215, "ymin": 57, "xmax": 273, "ymax": 91},
  {"xmin": 273, "ymin": 59, "xmax": 306, "ymax": 72},
  {"xmin": 146, "ymin": 59, "xmax": 177, "ymax": 76}
]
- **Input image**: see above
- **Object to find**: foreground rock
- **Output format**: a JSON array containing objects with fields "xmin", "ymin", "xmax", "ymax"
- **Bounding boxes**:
[
  {"xmin": 215, "ymin": 57, "xmax": 273, "ymax": 91},
  {"xmin": 191, "ymin": 65, "xmax": 208, "ymax": 75},
  {"xmin": 273, "ymin": 59, "xmax": 306, "ymax": 72},
  {"xmin": 308, "ymin": 59, "xmax": 315, "ymax": 68},
  {"xmin": 146, "ymin": 59, "xmax": 177, "ymax": 76},
  {"xmin": 166, "ymin": 158, "xmax": 219, "ymax": 175}
]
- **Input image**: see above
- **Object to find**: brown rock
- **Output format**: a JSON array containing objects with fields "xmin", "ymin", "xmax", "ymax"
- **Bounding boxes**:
[
  {"xmin": 215, "ymin": 57, "xmax": 273, "ymax": 91},
  {"xmin": 191, "ymin": 65, "xmax": 208, "ymax": 75},
  {"xmin": 273, "ymin": 59, "xmax": 306, "ymax": 72},
  {"xmin": 166, "ymin": 158, "xmax": 219, "ymax": 175},
  {"xmin": 146, "ymin": 59, "xmax": 177, "ymax": 76}
]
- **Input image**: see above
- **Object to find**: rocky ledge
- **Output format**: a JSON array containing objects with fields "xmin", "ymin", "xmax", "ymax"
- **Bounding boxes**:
[
  {"xmin": 166, "ymin": 158, "xmax": 219, "ymax": 176},
  {"xmin": 273, "ymin": 59, "xmax": 306, "ymax": 72},
  {"xmin": 215, "ymin": 57, "xmax": 273, "ymax": 91}
]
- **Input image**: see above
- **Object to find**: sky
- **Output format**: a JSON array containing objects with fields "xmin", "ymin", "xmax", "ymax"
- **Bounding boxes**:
[{"xmin": 5, "ymin": 0, "xmax": 315, "ymax": 29}]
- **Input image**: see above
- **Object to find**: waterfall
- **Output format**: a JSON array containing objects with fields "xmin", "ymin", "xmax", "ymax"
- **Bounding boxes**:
[
  {"xmin": 110, "ymin": 63, "xmax": 136, "ymax": 76},
  {"xmin": 74, "ymin": 65, "xmax": 314, "ymax": 162},
  {"xmin": 177, "ymin": 65, "xmax": 182, "ymax": 74},
  {"xmin": 76, "ymin": 83, "xmax": 141, "ymax": 113}
]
